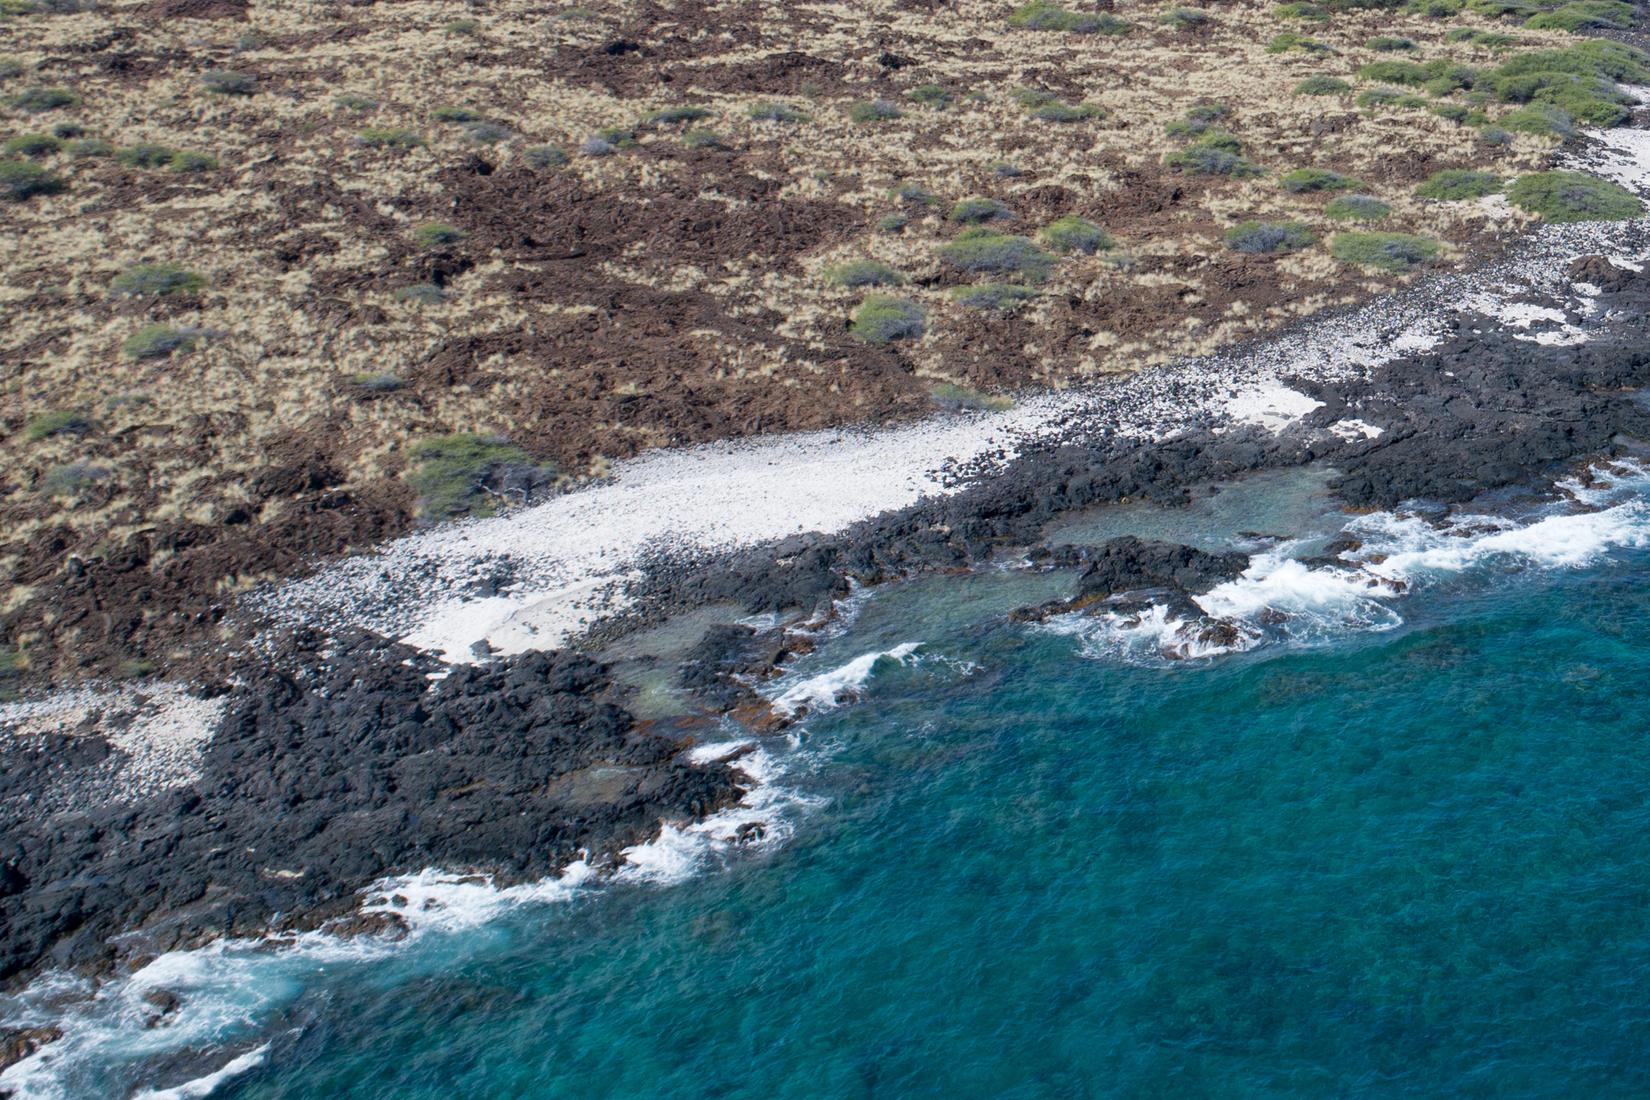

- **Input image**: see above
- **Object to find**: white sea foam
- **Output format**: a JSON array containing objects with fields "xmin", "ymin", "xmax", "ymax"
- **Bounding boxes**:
[
  {"xmin": 768, "ymin": 643, "xmax": 922, "ymax": 717},
  {"xmin": 129, "ymin": 1044, "xmax": 270, "ymax": 1100}
]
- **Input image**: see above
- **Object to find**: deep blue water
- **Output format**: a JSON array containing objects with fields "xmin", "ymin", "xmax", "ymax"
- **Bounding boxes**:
[{"xmin": 13, "ymin": 475, "xmax": 1650, "ymax": 1099}]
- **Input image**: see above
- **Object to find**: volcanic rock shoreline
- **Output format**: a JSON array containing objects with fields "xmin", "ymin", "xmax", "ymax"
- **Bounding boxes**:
[{"xmin": 6, "ymin": 253, "xmax": 1650, "ymax": 1073}]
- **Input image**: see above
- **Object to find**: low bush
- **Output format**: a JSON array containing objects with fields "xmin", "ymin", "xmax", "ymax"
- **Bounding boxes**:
[
  {"xmin": 335, "ymin": 93, "xmax": 378, "ymax": 111},
  {"xmin": 950, "ymin": 196, "xmax": 1012, "ymax": 223},
  {"xmin": 1499, "ymin": 103, "xmax": 1574, "ymax": 136},
  {"xmin": 1295, "ymin": 75, "xmax": 1351, "ymax": 95},
  {"xmin": 1267, "ymin": 31, "xmax": 1329, "ymax": 53},
  {"xmin": 1274, "ymin": 2, "xmax": 1329, "ymax": 19},
  {"xmin": 949, "ymin": 283, "xmax": 1040, "ymax": 311},
  {"xmin": 581, "ymin": 135, "xmax": 616, "ymax": 156},
  {"xmin": 67, "ymin": 137, "xmax": 111, "ymax": 157},
  {"xmin": 414, "ymin": 222, "xmax": 466, "ymax": 248},
  {"xmin": 1368, "ymin": 35, "xmax": 1416, "ymax": 50},
  {"xmin": 1008, "ymin": 2, "xmax": 1131, "ymax": 32},
  {"xmin": 1477, "ymin": 124, "xmax": 1513, "ymax": 145},
  {"xmin": 1357, "ymin": 59, "xmax": 1476, "ymax": 92},
  {"xmin": 1030, "ymin": 100, "xmax": 1104, "ymax": 122},
  {"xmin": 433, "ymin": 106, "xmax": 481, "ymax": 123},
  {"xmin": 851, "ymin": 295, "xmax": 926, "ymax": 344},
  {"xmin": 891, "ymin": 182, "xmax": 939, "ymax": 206},
  {"xmin": 407, "ymin": 433, "xmax": 551, "ymax": 520},
  {"xmin": 462, "ymin": 121, "xmax": 509, "ymax": 144},
  {"xmin": 1159, "ymin": 7, "xmax": 1211, "ymax": 26},
  {"xmin": 169, "ymin": 150, "xmax": 216, "ymax": 172},
  {"xmin": 1165, "ymin": 103, "xmax": 1229, "ymax": 138},
  {"xmin": 1405, "ymin": 0, "xmax": 1464, "ymax": 14},
  {"xmin": 1505, "ymin": 170, "xmax": 1642, "ymax": 222},
  {"xmin": 938, "ymin": 229, "xmax": 1054, "ymax": 281},
  {"xmin": 1415, "ymin": 168, "xmax": 1501, "ymax": 199},
  {"xmin": 23, "ymin": 409, "xmax": 90, "ymax": 440},
  {"xmin": 930, "ymin": 383, "xmax": 1013, "ymax": 411},
  {"xmin": 353, "ymin": 373, "xmax": 406, "ymax": 392},
  {"xmin": 358, "ymin": 127, "xmax": 424, "ymax": 149},
  {"xmin": 748, "ymin": 101, "xmax": 808, "ymax": 122},
  {"xmin": 395, "ymin": 283, "xmax": 447, "ymax": 305},
  {"xmin": 991, "ymin": 160, "xmax": 1024, "ymax": 178},
  {"xmin": 1525, "ymin": 1, "xmax": 1635, "ymax": 31},
  {"xmin": 848, "ymin": 99, "xmax": 903, "ymax": 123},
  {"xmin": 0, "ymin": 158, "xmax": 64, "ymax": 200},
  {"xmin": 647, "ymin": 105, "xmax": 712, "ymax": 124},
  {"xmin": 824, "ymin": 260, "xmax": 903, "ymax": 287},
  {"xmin": 11, "ymin": 86, "xmax": 77, "ymax": 112},
  {"xmin": 201, "ymin": 70, "xmax": 255, "ymax": 96},
  {"xmin": 110, "ymin": 263, "xmax": 204, "ymax": 297},
  {"xmin": 1329, "ymin": 231, "xmax": 1441, "ymax": 270},
  {"xmin": 1039, "ymin": 216, "xmax": 1112, "ymax": 254},
  {"xmin": 444, "ymin": 17, "xmax": 479, "ymax": 34},
  {"xmin": 123, "ymin": 325, "xmax": 201, "ymax": 360},
  {"xmin": 876, "ymin": 213, "xmax": 908, "ymax": 233},
  {"xmin": 1280, "ymin": 167, "xmax": 1363, "ymax": 192},
  {"xmin": 1431, "ymin": 102, "xmax": 1471, "ymax": 122},
  {"xmin": 1165, "ymin": 139, "xmax": 1264, "ymax": 177},
  {"xmin": 906, "ymin": 84, "xmax": 952, "ymax": 108},
  {"xmin": 39, "ymin": 462, "xmax": 108, "ymax": 498},
  {"xmin": 3, "ymin": 133, "xmax": 58, "ymax": 156},
  {"xmin": 682, "ymin": 128, "xmax": 724, "ymax": 149},
  {"xmin": 525, "ymin": 144, "xmax": 568, "ymax": 168},
  {"xmin": 50, "ymin": 122, "xmax": 81, "ymax": 138},
  {"xmin": 1324, "ymin": 194, "xmax": 1391, "ymax": 220},
  {"xmin": 1224, "ymin": 220, "xmax": 1315, "ymax": 253},
  {"xmin": 118, "ymin": 143, "xmax": 175, "ymax": 167}
]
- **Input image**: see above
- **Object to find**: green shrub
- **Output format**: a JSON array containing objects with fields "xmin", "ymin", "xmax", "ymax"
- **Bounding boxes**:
[
  {"xmin": 525, "ymin": 144, "xmax": 567, "ymax": 168},
  {"xmin": 876, "ymin": 213, "xmax": 908, "ymax": 233},
  {"xmin": 891, "ymin": 182, "xmax": 939, "ymax": 206},
  {"xmin": 1165, "ymin": 103, "xmax": 1228, "ymax": 138},
  {"xmin": 117, "ymin": 143, "xmax": 176, "ymax": 167},
  {"xmin": 358, "ymin": 127, "xmax": 424, "ymax": 149},
  {"xmin": 1478, "ymin": 124, "xmax": 1512, "ymax": 145},
  {"xmin": 1329, "ymin": 231, "xmax": 1440, "ymax": 271},
  {"xmin": 1008, "ymin": 2, "xmax": 1131, "ymax": 33},
  {"xmin": 647, "ymin": 105, "xmax": 712, "ymax": 124},
  {"xmin": 1030, "ymin": 100, "xmax": 1104, "ymax": 122},
  {"xmin": 169, "ymin": 150, "xmax": 216, "ymax": 172},
  {"xmin": 11, "ymin": 86, "xmax": 76, "ymax": 112},
  {"xmin": 1039, "ymin": 216, "xmax": 1112, "ymax": 254},
  {"xmin": 0, "ymin": 58, "xmax": 22, "ymax": 80},
  {"xmin": 462, "ymin": 120, "xmax": 509, "ymax": 144},
  {"xmin": 824, "ymin": 259, "xmax": 903, "ymax": 287},
  {"xmin": 1431, "ymin": 102, "xmax": 1471, "ymax": 122},
  {"xmin": 110, "ymin": 263, "xmax": 204, "ymax": 297},
  {"xmin": 1165, "ymin": 141, "xmax": 1264, "ymax": 177},
  {"xmin": 67, "ymin": 137, "xmax": 111, "ymax": 157},
  {"xmin": 414, "ymin": 222, "xmax": 466, "ymax": 248},
  {"xmin": 930, "ymin": 382, "xmax": 1013, "ymax": 411},
  {"xmin": 1357, "ymin": 59, "xmax": 1475, "ymax": 90},
  {"xmin": 407, "ymin": 433, "xmax": 548, "ymax": 520},
  {"xmin": 906, "ymin": 84, "xmax": 951, "ymax": 108},
  {"xmin": 123, "ymin": 324, "xmax": 201, "ymax": 360},
  {"xmin": 1368, "ymin": 35, "xmax": 1416, "ymax": 50},
  {"xmin": 1295, "ymin": 75, "xmax": 1351, "ymax": 95},
  {"xmin": 39, "ymin": 462, "xmax": 108, "ymax": 498},
  {"xmin": 201, "ymin": 69, "xmax": 255, "ymax": 96},
  {"xmin": 50, "ymin": 121, "xmax": 81, "ymax": 138},
  {"xmin": 444, "ymin": 17, "xmax": 479, "ymax": 34},
  {"xmin": 990, "ymin": 160, "xmax": 1024, "ymax": 178},
  {"xmin": 1281, "ymin": 167, "xmax": 1362, "ymax": 193},
  {"xmin": 850, "ymin": 295, "xmax": 926, "ymax": 344},
  {"xmin": 3, "ymin": 132, "xmax": 58, "ymax": 156},
  {"xmin": 950, "ymin": 196, "xmax": 1012, "ymax": 223},
  {"xmin": 335, "ymin": 93, "xmax": 378, "ymax": 111},
  {"xmin": 395, "ymin": 283, "xmax": 447, "ymax": 305},
  {"xmin": 353, "ymin": 372, "xmax": 405, "ymax": 392},
  {"xmin": 0, "ymin": 158, "xmax": 63, "ymax": 200},
  {"xmin": 23, "ymin": 409, "xmax": 90, "ymax": 440},
  {"xmin": 1224, "ymin": 220, "xmax": 1315, "ymax": 253},
  {"xmin": 1505, "ymin": 170, "xmax": 1642, "ymax": 222},
  {"xmin": 595, "ymin": 125, "xmax": 636, "ymax": 146},
  {"xmin": 433, "ymin": 105, "xmax": 481, "ymax": 123},
  {"xmin": 1415, "ymin": 168, "xmax": 1501, "ymax": 199},
  {"xmin": 681, "ymin": 128, "xmax": 724, "ymax": 149},
  {"xmin": 938, "ymin": 229, "xmax": 1054, "ymax": 281},
  {"xmin": 1159, "ymin": 6, "xmax": 1212, "ymax": 26},
  {"xmin": 1274, "ymin": 2, "xmax": 1329, "ymax": 19},
  {"xmin": 1266, "ymin": 31, "xmax": 1328, "ymax": 53},
  {"xmin": 1405, "ymin": 0, "xmax": 1464, "ymax": 14},
  {"xmin": 1525, "ymin": 1, "xmax": 1635, "ymax": 31},
  {"xmin": 1499, "ymin": 103, "xmax": 1574, "ymax": 136},
  {"xmin": 1466, "ymin": 0, "xmax": 1536, "ymax": 13},
  {"xmin": 1324, "ymin": 194, "xmax": 1391, "ymax": 220},
  {"xmin": 848, "ymin": 99, "xmax": 903, "ymax": 123},
  {"xmin": 949, "ymin": 283, "xmax": 1041, "ymax": 311},
  {"xmin": 748, "ymin": 101, "xmax": 808, "ymax": 122}
]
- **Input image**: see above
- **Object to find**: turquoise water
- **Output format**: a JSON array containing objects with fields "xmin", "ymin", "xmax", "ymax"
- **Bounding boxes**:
[{"xmin": 16, "ymin": 475, "xmax": 1650, "ymax": 1098}]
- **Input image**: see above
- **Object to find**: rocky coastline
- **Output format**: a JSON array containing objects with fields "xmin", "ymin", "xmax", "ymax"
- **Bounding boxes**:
[{"xmin": 6, "ymin": 248, "xmax": 1650, "ymax": 1078}]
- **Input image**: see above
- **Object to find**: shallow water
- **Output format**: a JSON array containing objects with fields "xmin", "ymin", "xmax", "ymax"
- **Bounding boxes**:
[{"xmin": 13, "ymin": 468, "xmax": 1650, "ymax": 1099}]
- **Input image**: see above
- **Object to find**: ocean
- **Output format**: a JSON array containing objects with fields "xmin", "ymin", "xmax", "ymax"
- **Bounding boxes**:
[{"xmin": 11, "ymin": 462, "xmax": 1650, "ymax": 1098}]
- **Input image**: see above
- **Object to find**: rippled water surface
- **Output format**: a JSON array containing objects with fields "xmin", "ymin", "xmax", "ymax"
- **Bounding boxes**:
[{"xmin": 15, "ymin": 471, "xmax": 1650, "ymax": 1099}]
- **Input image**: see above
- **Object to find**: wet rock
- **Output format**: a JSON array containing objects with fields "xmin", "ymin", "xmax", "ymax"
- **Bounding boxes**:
[{"xmin": 0, "ymin": 1025, "xmax": 61, "ymax": 1073}]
